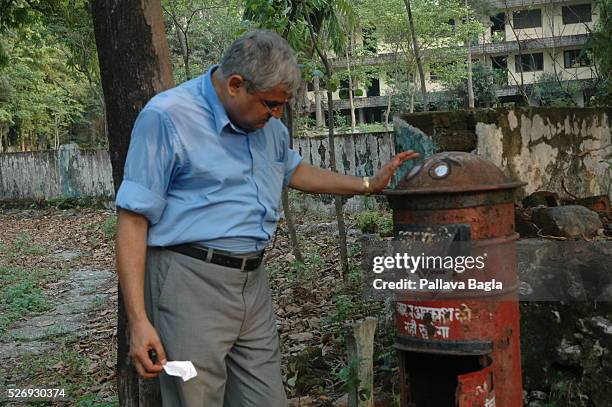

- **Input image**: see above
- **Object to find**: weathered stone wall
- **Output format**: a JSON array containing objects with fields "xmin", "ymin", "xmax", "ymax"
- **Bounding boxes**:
[
  {"xmin": 293, "ymin": 132, "xmax": 395, "ymax": 177},
  {"xmin": 3, "ymin": 109, "xmax": 609, "ymax": 207},
  {"xmin": 400, "ymin": 108, "xmax": 612, "ymax": 200},
  {"xmin": 475, "ymin": 108, "xmax": 612, "ymax": 200},
  {"xmin": 0, "ymin": 144, "xmax": 114, "ymax": 201},
  {"xmin": 0, "ymin": 133, "xmax": 394, "ymax": 208},
  {"xmin": 291, "ymin": 132, "xmax": 395, "ymax": 213}
]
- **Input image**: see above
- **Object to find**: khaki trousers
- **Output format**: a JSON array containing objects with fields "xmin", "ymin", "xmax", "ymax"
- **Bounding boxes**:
[{"xmin": 144, "ymin": 247, "xmax": 287, "ymax": 407}]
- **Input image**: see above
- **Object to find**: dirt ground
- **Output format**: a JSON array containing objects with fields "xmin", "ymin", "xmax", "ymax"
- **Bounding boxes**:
[{"xmin": 0, "ymin": 206, "xmax": 397, "ymax": 406}]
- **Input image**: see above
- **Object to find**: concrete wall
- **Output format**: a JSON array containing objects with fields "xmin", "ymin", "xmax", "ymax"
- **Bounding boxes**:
[
  {"xmin": 400, "ymin": 107, "xmax": 611, "ymax": 201},
  {"xmin": 0, "ymin": 143, "xmax": 114, "ymax": 201},
  {"xmin": 291, "ymin": 132, "xmax": 396, "ymax": 213},
  {"xmin": 0, "ymin": 133, "xmax": 394, "ymax": 208},
  {"xmin": 3, "ymin": 109, "xmax": 609, "ymax": 208},
  {"xmin": 476, "ymin": 107, "xmax": 611, "ymax": 199}
]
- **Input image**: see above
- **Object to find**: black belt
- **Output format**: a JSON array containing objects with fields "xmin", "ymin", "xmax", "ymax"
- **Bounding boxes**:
[{"xmin": 166, "ymin": 244, "xmax": 264, "ymax": 271}]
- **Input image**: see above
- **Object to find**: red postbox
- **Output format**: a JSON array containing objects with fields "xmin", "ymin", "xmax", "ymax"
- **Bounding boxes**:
[{"xmin": 384, "ymin": 151, "xmax": 525, "ymax": 407}]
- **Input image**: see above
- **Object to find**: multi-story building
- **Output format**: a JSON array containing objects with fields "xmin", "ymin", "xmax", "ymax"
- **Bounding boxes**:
[{"xmin": 305, "ymin": 0, "xmax": 599, "ymax": 124}]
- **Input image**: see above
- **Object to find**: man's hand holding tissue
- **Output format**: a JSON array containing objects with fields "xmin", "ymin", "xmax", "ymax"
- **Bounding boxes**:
[
  {"xmin": 129, "ymin": 319, "xmax": 167, "ymax": 379},
  {"xmin": 116, "ymin": 209, "xmax": 167, "ymax": 379}
]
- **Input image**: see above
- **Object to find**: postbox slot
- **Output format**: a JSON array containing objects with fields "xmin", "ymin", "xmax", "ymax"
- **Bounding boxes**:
[
  {"xmin": 395, "ymin": 223, "xmax": 472, "ymax": 242},
  {"xmin": 399, "ymin": 350, "xmax": 493, "ymax": 407}
]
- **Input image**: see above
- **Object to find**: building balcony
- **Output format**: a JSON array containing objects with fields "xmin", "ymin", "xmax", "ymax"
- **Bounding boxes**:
[
  {"xmin": 329, "ymin": 34, "xmax": 590, "ymax": 69},
  {"xmin": 487, "ymin": 0, "xmax": 577, "ymax": 9},
  {"xmin": 472, "ymin": 33, "xmax": 589, "ymax": 55}
]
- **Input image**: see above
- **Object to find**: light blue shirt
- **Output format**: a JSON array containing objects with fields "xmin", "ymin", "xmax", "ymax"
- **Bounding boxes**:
[{"xmin": 115, "ymin": 66, "xmax": 303, "ymax": 253}]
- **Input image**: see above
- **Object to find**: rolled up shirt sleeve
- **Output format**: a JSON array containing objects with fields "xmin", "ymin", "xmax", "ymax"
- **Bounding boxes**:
[
  {"xmin": 279, "ymin": 125, "xmax": 303, "ymax": 188},
  {"xmin": 115, "ymin": 108, "xmax": 182, "ymax": 224},
  {"xmin": 283, "ymin": 148, "xmax": 302, "ymax": 188}
]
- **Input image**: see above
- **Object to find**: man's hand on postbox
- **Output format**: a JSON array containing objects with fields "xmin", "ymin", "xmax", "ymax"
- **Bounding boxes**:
[
  {"xmin": 370, "ymin": 150, "xmax": 420, "ymax": 193},
  {"xmin": 129, "ymin": 319, "xmax": 168, "ymax": 379}
]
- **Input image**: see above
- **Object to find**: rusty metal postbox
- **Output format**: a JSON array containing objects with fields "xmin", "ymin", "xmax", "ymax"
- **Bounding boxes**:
[{"xmin": 384, "ymin": 151, "xmax": 525, "ymax": 407}]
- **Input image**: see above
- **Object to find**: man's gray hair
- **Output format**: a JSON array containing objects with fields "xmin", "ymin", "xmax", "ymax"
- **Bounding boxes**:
[{"xmin": 220, "ymin": 29, "xmax": 301, "ymax": 94}]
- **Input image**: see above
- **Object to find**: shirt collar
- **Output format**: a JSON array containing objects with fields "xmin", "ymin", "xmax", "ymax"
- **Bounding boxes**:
[{"xmin": 202, "ymin": 65, "xmax": 246, "ymax": 136}]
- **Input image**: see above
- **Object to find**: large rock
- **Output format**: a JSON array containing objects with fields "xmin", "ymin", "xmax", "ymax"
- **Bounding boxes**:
[
  {"xmin": 532, "ymin": 205, "xmax": 603, "ymax": 238},
  {"xmin": 518, "ymin": 240, "xmax": 612, "ymax": 405},
  {"xmin": 520, "ymin": 302, "xmax": 612, "ymax": 406}
]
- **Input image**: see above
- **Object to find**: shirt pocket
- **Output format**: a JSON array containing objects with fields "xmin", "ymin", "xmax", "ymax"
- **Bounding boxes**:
[{"xmin": 255, "ymin": 161, "xmax": 284, "ymax": 221}]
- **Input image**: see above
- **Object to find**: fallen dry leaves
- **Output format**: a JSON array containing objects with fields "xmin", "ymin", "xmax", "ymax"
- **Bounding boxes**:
[{"xmin": 0, "ymin": 207, "xmax": 395, "ymax": 406}]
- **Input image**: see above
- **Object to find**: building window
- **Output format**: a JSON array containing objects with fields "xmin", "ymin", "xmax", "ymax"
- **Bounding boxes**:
[
  {"xmin": 429, "ymin": 71, "xmax": 438, "ymax": 81},
  {"xmin": 562, "ymin": 4, "xmax": 592, "ymax": 24},
  {"xmin": 564, "ymin": 49, "xmax": 592, "ymax": 68},
  {"xmin": 515, "ymin": 53, "xmax": 544, "ymax": 72},
  {"xmin": 367, "ymin": 78, "xmax": 380, "ymax": 97},
  {"xmin": 491, "ymin": 55, "xmax": 508, "ymax": 85},
  {"xmin": 491, "ymin": 55, "xmax": 508, "ymax": 70},
  {"xmin": 491, "ymin": 13, "xmax": 505, "ymax": 31},
  {"xmin": 512, "ymin": 9, "xmax": 541, "ymax": 29}
]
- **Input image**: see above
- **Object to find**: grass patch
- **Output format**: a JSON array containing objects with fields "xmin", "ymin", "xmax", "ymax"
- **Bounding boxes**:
[
  {"xmin": 354, "ymin": 210, "xmax": 393, "ymax": 236},
  {"xmin": 101, "ymin": 216, "xmax": 117, "ymax": 239},
  {"xmin": 3, "ymin": 339, "xmax": 118, "ymax": 406},
  {"xmin": 12, "ymin": 233, "xmax": 46, "ymax": 256},
  {"xmin": 0, "ymin": 267, "xmax": 63, "ymax": 335},
  {"xmin": 7, "ymin": 349, "xmax": 94, "ymax": 401}
]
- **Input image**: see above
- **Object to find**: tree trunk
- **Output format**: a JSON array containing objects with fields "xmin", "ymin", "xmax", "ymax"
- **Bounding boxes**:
[
  {"xmin": 403, "ymin": 0, "xmax": 428, "ymax": 111},
  {"xmin": 90, "ymin": 1, "xmax": 174, "ymax": 406},
  {"xmin": 466, "ymin": 43, "xmax": 474, "ymax": 108},
  {"xmin": 314, "ymin": 76, "xmax": 324, "ymax": 127},
  {"xmin": 383, "ymin": 92, "xmax": 392, "ymax": 129},
  {"xmin": 410, "ymin": 78, "xmax": 415, "ymax": 113},
  {"xmin": 305, "ymin": 15, "xmax": 349, "ymax": 282},
  {"xmin": 465, "ymin": 0, "xmax": 475, "ymax": 108},
  {"xmin": 281, "ymin": 103, "xmax": 303, "ymax": 263},
  {"xmin": 345, "ymin": 38, "xmax": 356, "ymax": 133},
  {"xmin": 327, "ymin": 87, "xmax": 350, "ymax": 282}
]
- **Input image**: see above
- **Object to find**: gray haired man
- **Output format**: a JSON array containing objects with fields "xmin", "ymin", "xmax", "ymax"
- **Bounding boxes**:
[{"xmin": 115, "ymin": 29, "xmax": 418, "ymax": 407}]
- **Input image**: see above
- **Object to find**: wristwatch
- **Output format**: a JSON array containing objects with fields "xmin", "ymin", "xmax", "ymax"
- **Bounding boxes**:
[{"xmin": 363, "ymin": 176, "xmax": 371, "ymax": 196}]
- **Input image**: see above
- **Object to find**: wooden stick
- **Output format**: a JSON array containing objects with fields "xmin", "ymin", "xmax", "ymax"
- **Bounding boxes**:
[{"xmin": 346, "ymin": 317, "xmax": 378, "ymax": 407}]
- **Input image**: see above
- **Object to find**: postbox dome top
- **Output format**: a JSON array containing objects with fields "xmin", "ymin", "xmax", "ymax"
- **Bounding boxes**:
[{"xmin": 385, "ymin": 151, "xmax": 525, "ymax": 195}]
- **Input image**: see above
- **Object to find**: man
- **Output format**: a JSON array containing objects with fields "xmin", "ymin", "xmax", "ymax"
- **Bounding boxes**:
[{"xmin": 116, "ymin": 29, "xmax": 418, "ymax": 407}]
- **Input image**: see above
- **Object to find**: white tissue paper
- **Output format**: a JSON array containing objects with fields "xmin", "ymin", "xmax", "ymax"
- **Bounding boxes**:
[{"xmin": 163, "ymin": 361, "xmax": 198, "ymax": 382}]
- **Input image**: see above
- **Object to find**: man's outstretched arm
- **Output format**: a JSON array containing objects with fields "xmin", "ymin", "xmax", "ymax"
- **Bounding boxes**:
[
  {"xmin": 289, "ymin": 151, "xmax": 420, "ymax": 194},
  {"xmin": 116, "ymin": 208, "xmax": 167, "ymax": 378}
]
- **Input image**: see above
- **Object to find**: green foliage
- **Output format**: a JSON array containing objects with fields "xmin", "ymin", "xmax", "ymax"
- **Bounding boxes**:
[
  {"xmin": 589, "ymin": 0, "xmax": 612, "ymax": 105},
  {"xmin": 0, "ymin": 1, "xmax": 105, "ymax": 151},
  {"xmin": 13, "ymin": 232, "xmax": 45, "ymax": 255},
  {"xmin": 47, "ymin": 196, "xmax": 80, "ymax": 209},
  {"xmin": 0, "ymin": 267, "xmax": 54, "ymax": 334},
  {"xmin": 102, "ymin": 215, "xmax": 117, "ymax": 239},
  {"xmin": 355, "ymin": 210, "xmax": 393, "ymax": 236},
  {"xmin": 333, "ymin": 357, "xmax": 371, "ymax": 399},
  {"xmin": 76, "ymin": 394, "xmax": 118, "ymax": 407},
  {"xmin": 532, "ymin": 72, "xmax": 579, "ymax": 107},
  {"xmin": 0, "ymin": 0, "xmax": 63, "ymax": 66},
  {"xmin": 330, "ymin": 292, "xmax": 368, "ymax": 322},
  {"xmin": 439, "ymin": 61, "xmax": 499, "ymax": 107},
  {"xmin": 356, "ymin": 0, "xmax": 487, "ymax": 106},
  {"xmin": 162, "ymin": 0, "xmax": 243, "ymax": 83}
]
